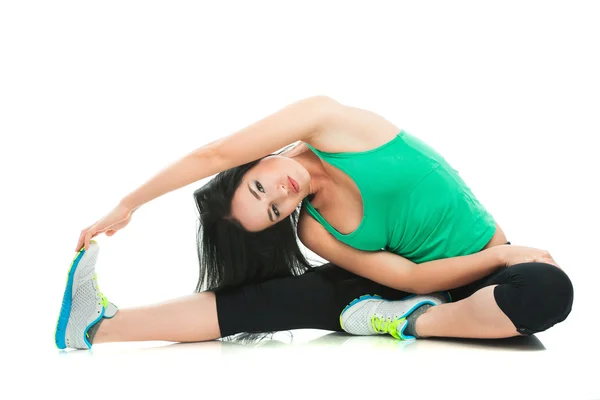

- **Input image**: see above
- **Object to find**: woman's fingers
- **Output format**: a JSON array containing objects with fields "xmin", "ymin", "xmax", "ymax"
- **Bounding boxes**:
[
  {"xmin": 77, "ymin": 225, "xmax": 96, "ymax": 252},
  {"xmin": 76, "ymin": 223, "xmax": 95, "ymax": 252},
  {"xmin": 548, "ymin": 257, "xmax": 561, "ymax": 269},
  {"xmin": 538, "ymin": 256, "xmax": 560, "ymax": 268},
  {"xmin": 76, "ymin": 231, "xmax": 86, "ymax": 252},
  {"xmin": 82, "ymin": 232, "xmax": 91, "ymax": 251}
]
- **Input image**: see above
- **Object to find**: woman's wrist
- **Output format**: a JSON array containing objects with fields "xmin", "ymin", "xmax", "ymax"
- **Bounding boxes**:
[
  {"xmin": 485, "ymin": 245, "xmax": 507, "ymax": 267},
  {"xmin": 119, "ymin": 197, "xmax": 139, "ymax": 214}
]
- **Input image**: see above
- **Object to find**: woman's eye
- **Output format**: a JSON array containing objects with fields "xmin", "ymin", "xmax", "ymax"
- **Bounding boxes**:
[
  {"xmin": 256, "ymin": 182, "xmax": 264, "ymax": 193},
  {"xmin": 272, "ymin": 205, "xmax": 280, "ymax": 217}
]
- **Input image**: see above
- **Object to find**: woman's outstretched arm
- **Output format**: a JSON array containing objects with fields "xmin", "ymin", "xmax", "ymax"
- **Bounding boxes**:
[
  {"xmin": 121, "ymin": 95, "xmax": 340, "ymax": 212},
  {"xmin": 76, "ymin": 96, "xmax": 341, "ymax": 250}
]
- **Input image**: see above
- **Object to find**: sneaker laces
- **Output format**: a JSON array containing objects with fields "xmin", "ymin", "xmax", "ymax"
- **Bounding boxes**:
[
  {"xmin": 371, "ymin": 315, "xmax": 405, "ymax": 339},
  {"xmin": 93, "ymin": 273, "xmax": 109, "ymax": 309}
]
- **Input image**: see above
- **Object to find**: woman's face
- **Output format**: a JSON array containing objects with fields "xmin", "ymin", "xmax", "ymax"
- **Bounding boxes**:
[{"xmin": 231, "ymin": 155, "xmax": 311, "ymax": 232}]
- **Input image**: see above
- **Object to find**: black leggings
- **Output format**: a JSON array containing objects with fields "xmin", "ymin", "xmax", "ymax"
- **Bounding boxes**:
[{"xmin": 215, "ymin": 245, "xmax": 574, "ymax": 338}]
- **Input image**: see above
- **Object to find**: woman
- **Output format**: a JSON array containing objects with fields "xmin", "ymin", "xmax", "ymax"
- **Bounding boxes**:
[{"xmin": 55, "ymin": 96, "xmax": 573, "ymax": 350}]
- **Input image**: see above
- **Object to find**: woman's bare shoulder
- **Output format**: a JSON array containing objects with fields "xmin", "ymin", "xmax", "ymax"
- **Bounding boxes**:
[{"xmin": 306, "ymin": 101, "xmax": 402, "ymax": 153}]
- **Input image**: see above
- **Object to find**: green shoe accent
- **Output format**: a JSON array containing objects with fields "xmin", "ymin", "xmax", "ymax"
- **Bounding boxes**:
[
  {"xmin": 92, "ymin": 273, "xmax": 109, "ymax": 308},
  {"xmin": 370, "ymin": 315, "xmax": 407, "ymax": 339}
]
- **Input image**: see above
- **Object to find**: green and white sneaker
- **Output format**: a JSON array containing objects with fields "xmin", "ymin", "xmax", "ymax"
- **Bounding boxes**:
[
  {"xmin": 55, "ymin": 240, "xmax": 118, "ymax": 350},
  {"xmin": 340, "ymin": 292, "xmax": 450, "ymax": 340}
]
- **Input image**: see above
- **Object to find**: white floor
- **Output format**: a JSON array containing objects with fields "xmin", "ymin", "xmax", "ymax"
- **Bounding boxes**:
[
  {"xmin": 6, "ymin": 233, "xmax": 596, "ymax": 399},
  {"xmin": 6, "ymin": 305, "xmax": 599, "ymax": 400}
]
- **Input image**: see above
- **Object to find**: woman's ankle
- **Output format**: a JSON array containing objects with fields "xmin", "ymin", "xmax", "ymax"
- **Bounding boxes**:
[
  {"xmin": 413, "ymin": 303, "xmax": 437, "ymax": 338},
  {"xmin": 92, "ymin": 314, "xmax": 119, "ymax": 344}
]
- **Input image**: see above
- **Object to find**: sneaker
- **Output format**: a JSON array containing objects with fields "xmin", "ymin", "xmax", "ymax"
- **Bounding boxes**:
[
  {"xmin": 55, "ymin": 240, "xmax": 117, "ymax": 350},
  {"xmin": 339, "ymin": 292, "xmax": 451, "ymax": 340}
]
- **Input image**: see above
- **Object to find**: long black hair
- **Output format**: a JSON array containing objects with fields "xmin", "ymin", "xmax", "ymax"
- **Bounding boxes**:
[{"xmin": 193, "ymin": 150, "xmax": 315, "ymax": 296}]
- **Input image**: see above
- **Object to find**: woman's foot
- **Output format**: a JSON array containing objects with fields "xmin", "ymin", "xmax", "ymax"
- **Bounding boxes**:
[
  {"xmin": 339, "ymin": 292, "xmax": 451, "ymax": 340},
  {"xmin": 55, "ymin": 240, "xmax": 118, "ymax": 350}
]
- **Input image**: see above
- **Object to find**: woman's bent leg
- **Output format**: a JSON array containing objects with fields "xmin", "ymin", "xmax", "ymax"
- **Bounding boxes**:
[
  {"xmin": 416, "ymin": 262, "xmax": 574, "ymax": 338},
  {"xmin": 415, "ymin": 285, "xmax": 517, "ymax": 338}
]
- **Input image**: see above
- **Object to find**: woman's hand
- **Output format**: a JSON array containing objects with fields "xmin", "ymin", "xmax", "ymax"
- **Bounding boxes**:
[
  {"xmin": 492, "ymin": 244, "xmax": 560, "ymax": 268},
  {"xmin": 75, "ymin": 203, "xmax": 134, "ymax": 251}
]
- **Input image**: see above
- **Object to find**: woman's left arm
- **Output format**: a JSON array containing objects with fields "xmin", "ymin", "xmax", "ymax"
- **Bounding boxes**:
[{"xmin": 299, "ymin": 215, "xmax": 503, "ymax": 293}]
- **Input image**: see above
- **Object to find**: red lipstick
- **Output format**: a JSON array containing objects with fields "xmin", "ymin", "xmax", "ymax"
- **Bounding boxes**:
[{"xmin": 288, "ymin": 176, "xmax": 299, "ymax": 193}]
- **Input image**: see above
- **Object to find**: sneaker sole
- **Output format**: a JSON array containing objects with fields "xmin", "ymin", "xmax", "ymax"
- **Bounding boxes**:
[{"xmin": 54, "ymin": 240, "xmax": 98, "ymax": 349}]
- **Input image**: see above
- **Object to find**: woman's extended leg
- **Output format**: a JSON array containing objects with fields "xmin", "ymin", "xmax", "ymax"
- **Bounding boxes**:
[
  {"xmin": 93, "ymin": 292, "xmax": 221, "ymax": 344},
  {"xmin": 55, "ymin": 241, "xmax": 224, "ymax": 349},
  {"xmin": 90, "ymin": 263, "xmax": 413, "ymax": 345}
]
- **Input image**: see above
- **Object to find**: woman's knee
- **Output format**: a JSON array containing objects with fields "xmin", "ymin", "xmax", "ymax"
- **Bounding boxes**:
[
  {"xmin": 495, "ymin": 262, "xmax": 573, "ymax": 334},
  {"xmin": 523, "ymin": 262, "xmax": 573, "ymax": 320}
]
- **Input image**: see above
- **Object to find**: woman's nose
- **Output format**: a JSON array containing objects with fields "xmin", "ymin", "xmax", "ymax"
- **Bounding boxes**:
[{"xmin": 278, "ymin": 183, "xmax": 289, "ymax": 196}]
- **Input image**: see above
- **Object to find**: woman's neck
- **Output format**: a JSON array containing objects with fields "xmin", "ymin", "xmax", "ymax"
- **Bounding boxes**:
[{"xmin": 287, "ymin": 146, "xmax": 335, "ymax": 207}]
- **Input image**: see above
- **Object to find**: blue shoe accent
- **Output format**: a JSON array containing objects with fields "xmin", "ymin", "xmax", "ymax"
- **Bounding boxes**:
[
  {"xmin": 402, "ymin": 299, "xmax": 436, "ymax": 320},
  {"xmin": 55, "ymin": 249, "xmax": 86, "ymax": 349},
  {"xmin": 398, "ymin": 320, "xmax": 416, "ymax": 340},
  {"xmin": 340, "ymin": 294, "xmax": 382, "ymax": 317},
  {"xmin": 83, "ymin": 307, "xmax": 105, "ymax": 349},
  {"xmin": 396, "ymin": 299, "xmax": 437, "ymax": 340}
]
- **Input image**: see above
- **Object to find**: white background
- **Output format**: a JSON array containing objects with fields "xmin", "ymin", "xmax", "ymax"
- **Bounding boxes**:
[{"xmin": 1, "ymin": 1, "xmax": 599, "ymax": 399}]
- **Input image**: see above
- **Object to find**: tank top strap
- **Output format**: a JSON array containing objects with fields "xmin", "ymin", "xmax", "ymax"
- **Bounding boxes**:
[
  {"xmin": 303, "ymin": 142, "xmax": 321, "ymax": 155},
  {"xmin": 301, "ymin": 145, "xmax": 370, "ymax": 238},
  {"xmin": 301, "ymin": 199, "xmax": 346, "ymax": 239}
]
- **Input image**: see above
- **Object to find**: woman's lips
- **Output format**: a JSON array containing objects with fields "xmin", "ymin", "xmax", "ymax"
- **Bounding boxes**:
[{"xmin": 288, "ymin": 176, "xmax": 299, "ymax": 193}]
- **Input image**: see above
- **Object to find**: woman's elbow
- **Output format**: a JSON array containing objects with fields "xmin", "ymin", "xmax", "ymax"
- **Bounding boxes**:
[
  {"xmin": 307, "ymin": 95, "xmax": 339, "ymax": 106},
  {"xmin": 307, "ymin": 95, "xmax": 345, "ymax": 117}
]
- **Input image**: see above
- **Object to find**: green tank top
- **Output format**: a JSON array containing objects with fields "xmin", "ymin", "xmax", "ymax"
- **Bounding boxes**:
[{"xmin": 301, "ymin": 130, "xmax": 497, "ymax": 263}]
